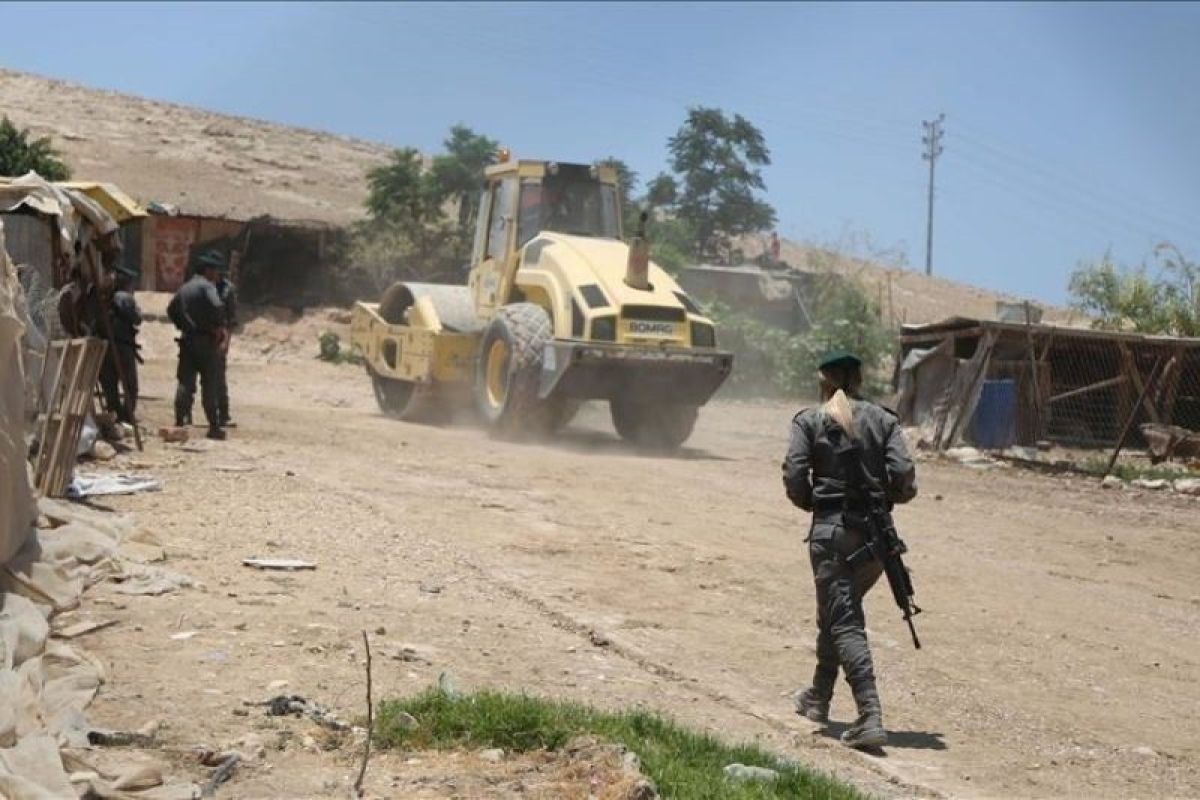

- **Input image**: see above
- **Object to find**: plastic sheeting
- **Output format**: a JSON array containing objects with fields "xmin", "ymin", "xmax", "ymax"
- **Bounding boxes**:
[
  {"xmin": 1, "ymin": 219, "xmax": 35, "ymax": 567},
  {"xmin": 0, "ymin": 499, "xmax": 199, "ymax": 799}
]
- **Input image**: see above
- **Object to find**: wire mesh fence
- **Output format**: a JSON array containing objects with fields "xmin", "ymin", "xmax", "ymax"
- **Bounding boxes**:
[{"xmin": 897, "ymin": 319, "xmax": 1200, "ymax": 474}]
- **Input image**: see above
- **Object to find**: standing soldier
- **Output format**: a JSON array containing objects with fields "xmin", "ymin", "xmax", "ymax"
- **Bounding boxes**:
[
  {"xmin": 168, "ymin": 250, "xmax": 228, "ymax": 441},
  {"xmin": 99, "ymin": 266, "xmax": 142, "ymax": 423},
  {"xmin": 782, "ymin": 351, "xmax": 917, "ymax": 749},
  {"xmin": 214, "ymin": 260, "xmax": 238, "ymax": 427}
]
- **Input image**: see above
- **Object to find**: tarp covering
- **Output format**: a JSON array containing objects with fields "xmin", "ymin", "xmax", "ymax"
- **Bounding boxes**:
[{"xmin": 0, "ymin": 218, "xmax": 35, "ymax": 566}]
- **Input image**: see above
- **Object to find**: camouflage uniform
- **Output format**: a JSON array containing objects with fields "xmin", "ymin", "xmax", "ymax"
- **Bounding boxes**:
[{"xmin": 782, "ymin": 399, "xmax": 917, "ymax": 741}]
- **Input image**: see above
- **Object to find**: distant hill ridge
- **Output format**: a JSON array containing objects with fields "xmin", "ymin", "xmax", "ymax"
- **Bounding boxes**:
[{"xmin": 0, "ymin": 67, "xmax": 1068, "ymax": 322}]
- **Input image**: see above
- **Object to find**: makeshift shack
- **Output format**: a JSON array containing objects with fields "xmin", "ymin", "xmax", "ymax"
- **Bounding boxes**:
[
  {"xmin": 134, "ymin": 208, "xmax": 348, "ymax": 307},
  {"xmin": 896, "ymin": 317, "xmax": 1200, "ymax": 451}
]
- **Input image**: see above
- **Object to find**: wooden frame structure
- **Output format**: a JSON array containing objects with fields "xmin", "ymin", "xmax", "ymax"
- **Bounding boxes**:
[
  {"xmin": 898, "ymin": 317, "xmax": 1200, "ymax": 450},
  {"xmin": 33, "ymin": 338, "xmax": 108, "ymax": 497}
]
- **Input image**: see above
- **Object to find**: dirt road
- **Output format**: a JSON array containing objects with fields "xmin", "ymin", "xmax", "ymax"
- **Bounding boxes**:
[{"xmin": 80, "ymin": 318, "xmax": 1199, "ymax": 798}]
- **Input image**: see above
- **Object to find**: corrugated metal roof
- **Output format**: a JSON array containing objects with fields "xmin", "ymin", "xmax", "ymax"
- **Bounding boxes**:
[
  {"xmin": 61, "ymin": 182, "xmax": 147, "ymax": 223},
  {"xmin": 900, "ymin": 316, "xmax": 1200, "ymax": 347}
]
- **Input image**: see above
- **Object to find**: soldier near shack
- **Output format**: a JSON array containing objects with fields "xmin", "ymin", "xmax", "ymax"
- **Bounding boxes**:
[
  {"xmin": 168, "ymin": 250, "xmax": 228, "ymax": 440},
  {"xmin": 782, "ymin": 351, "xmax": 918, "ymax": 749},
  {"xmin": 98, "ymin": 266, "xmax": 142, "ymax": 424},
  {"xmin": 214, "ymin": 263, "xmax": 238, "ymax": 427}
]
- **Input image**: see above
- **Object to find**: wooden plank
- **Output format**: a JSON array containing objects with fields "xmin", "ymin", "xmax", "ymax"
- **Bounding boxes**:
[
  {"xmin": 1161, "ymin": 346, "xmax": 1186, "ymax": 424},
  {"xmin": 944, "ymin": 330, "xmax": 997, "ymax": 448},
  {"xmin": 1120, "ymin": 342, "xmax": 1162, "ymax": 424},
  {"xmin": 1047, "ymin": 374, "xmax": 1128, "ymax": 405}
]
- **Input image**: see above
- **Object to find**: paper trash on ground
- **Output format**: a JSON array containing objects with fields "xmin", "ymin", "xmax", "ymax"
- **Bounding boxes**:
[{"xmin": 68, "ymin": 473, "xmax": 162, "ymax": 498}]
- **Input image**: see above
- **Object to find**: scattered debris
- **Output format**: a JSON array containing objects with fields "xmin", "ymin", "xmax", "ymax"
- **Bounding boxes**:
[
  {"xmin": 212, "ymin": 464, "xmax": 257, "ymax": 473},
  {"xmin": 111, "ymin": 765, "xmax": 164, "ymax": 791},
  {"xmin": 88, "ymin": 726, "xmax": 158, "ymax": 748},
  {"xmin": 256, "ymin": 694, "xmax": 350, "ymax": 731},
  {"xmin": 54, "ymin": 619, "xmax": 119, "ymax": 639},
  {"xmin": 943, "ymin": 447, "xmax": 1001, "ymax": 470},
  {"xmin": 200, "ymin": 752, "xmax": 240, "ymax": 797},
  {"xmin": 170, "ymin": 631, "xmax": 199, "ymax": 641},
  {"xmin": 158, "ymin": 426, "xmax": 189, "ymax": 443},
  {"xmin": 111, "ymin": 563, "xmax": 195, "ymax": 596},
  {"xmin": 1131, "ymin": 478, "xmax": 1169, "ymax": 491},
  {"xmin": 1174, "ymin": 478, "xmax": 1200, "ymax": 496},
  {"xmin": 1100, "ymin": 475, "xmax": 1124, "ymax": 490},
  {"xmin": 723, "ymin": 763, "xmax": 780, "ymax": 783},
  {"xmin": 242, "ymin": 557, "xmax": 317, "ymax": 571},
  {"xmin": 90, "ymin": 440, "xmax": 118, "ymax": 461},
  {"xmin": 67, "ymin": 472, "xmax": 162, "ymax": 498},
  {"xmin": 589, "ymin": 629, "xmax": 612, "ymax": 647}
]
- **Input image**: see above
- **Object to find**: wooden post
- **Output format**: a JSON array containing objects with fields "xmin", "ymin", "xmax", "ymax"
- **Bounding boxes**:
[
  {"xmin": 1103, "ymin": 357, "xmax": 1164, "ymax": 479},
  {"xmin": 1161, "ymin": 346, "xmax": 1185, "ymax": 424},
  {"xmin": 1119, "ymin": 342, "xmax": 1162, "ymax": 424},
  {"xmin": 943, "ymin": 330, "xmax": 997, "ymax": 449}
]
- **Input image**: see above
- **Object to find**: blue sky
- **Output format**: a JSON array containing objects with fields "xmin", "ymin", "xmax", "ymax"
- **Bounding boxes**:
[{"xmin": 3, "ymin": 1, "xmax": 1198, "ymax": 304}]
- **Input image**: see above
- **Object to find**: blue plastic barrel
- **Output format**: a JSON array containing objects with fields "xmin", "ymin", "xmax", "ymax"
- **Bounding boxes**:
[{"xmin": 972, "ymin": 379, "xmax": 1018, "ymax": 450}]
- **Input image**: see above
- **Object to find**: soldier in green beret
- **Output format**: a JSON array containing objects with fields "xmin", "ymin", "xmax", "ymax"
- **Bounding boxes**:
[{"xmin": 782, "ymin": 351, "xmax": 918, "ymax": 748}]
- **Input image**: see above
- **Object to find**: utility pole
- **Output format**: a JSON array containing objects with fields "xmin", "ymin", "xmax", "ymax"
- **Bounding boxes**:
[{"xmin": 922, "ymin": 113, "xmax": 945, "ymax": 276}]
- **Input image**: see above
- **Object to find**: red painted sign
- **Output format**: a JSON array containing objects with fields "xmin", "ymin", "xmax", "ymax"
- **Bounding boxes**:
[{"xmin": 153, "ymin": 217, "xmax": 198, "ymax": 292}]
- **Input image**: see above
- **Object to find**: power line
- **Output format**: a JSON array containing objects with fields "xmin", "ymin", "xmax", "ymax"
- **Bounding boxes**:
[{"xmin": 922, "ymin": 113, "xmax": 945, "ymax": 276}]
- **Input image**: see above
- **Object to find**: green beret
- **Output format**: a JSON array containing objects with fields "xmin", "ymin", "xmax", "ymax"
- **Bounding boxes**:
[
  {"xmin": 818, "ymin": 350, "xmax": 862, "ymax": 371},
  {"xmin": 197, "ymin": 249, "xmax": 227, "ymax": 270}
]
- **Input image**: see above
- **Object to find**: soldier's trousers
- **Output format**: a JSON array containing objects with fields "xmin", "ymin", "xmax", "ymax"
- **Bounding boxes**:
[
  {"xmin": 99, "ymin": 344, "xmax": 139, "ymax": 423},
  {"xmin": 808, "ymin": 520, "xmax": 883, "ymax": 699},
  {"xmin": 174, "ymin": 335, "xmax": 221, "ymax": 429}
]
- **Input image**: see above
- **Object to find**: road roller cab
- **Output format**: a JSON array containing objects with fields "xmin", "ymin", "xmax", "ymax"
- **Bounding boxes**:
[{"xmin": 350, "ymin": 154, "xmax": 732, "ymax": 449}]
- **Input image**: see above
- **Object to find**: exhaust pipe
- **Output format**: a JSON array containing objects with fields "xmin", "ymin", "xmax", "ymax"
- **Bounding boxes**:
[{"xmin": 625, "ymin": 211, "xmax": 651, "ymax": 290}]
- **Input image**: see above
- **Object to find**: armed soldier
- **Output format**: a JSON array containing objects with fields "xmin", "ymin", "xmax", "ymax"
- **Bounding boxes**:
[
  {"xmin": 98, "ymin": 266, "xmax": 142, "ymax": 424},
  {"xmin": 782, "ymin": 351, "xmax": 917, "ymax": 749},
  {"xmin": 168, "ymin": 250, "xmax": 228, "ymax": 440}
]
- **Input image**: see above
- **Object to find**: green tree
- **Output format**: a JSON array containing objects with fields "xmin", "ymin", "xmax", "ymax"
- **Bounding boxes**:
[
  {"xmin": 597, "ymin": 157, "xmax": 641, "ymax": 235},
  {"xmin": 1068, "ymin": 245, "xmax": 1199, "ymax": 336},
  {"xmin": 662, "ymin": 107, "xmax": 776, "ymax": 263},
  {"xmin": 0, "ymin": 117, "xmax": 71, "ymax": 180},
  {"xmin": 430, "ymin": 125, "xmax": 498, "ymax": 231},
  {"xmin": 355, "ymin": 126, "xmax": 499, "ymax": 288},
  {"xmin": 365, "ymin": 148, "xmax": 436, "ymax": 224}
]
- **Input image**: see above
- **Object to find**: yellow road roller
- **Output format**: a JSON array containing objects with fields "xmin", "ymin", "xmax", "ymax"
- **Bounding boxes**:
[{"xmin": 350, "ymin": 155, "xmax": 732, "ymax": 449}]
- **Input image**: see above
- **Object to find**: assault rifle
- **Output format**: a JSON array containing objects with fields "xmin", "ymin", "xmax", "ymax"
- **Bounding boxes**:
[{"xmin": 839, "ymin": 440, "xmax": 923, "ymax": 649}]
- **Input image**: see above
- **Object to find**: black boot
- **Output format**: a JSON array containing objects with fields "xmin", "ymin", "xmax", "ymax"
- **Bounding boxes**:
[
  {"xmin": 795, "ymin": 687, "xmax": 830, "ymax": 723},
  {"xmin": 206, "ymin": 426, "xmax": 226, "ymax": 441},
  {"xmin": 842, "ymin": 682, "xmax": 887, "ymax": 749}
]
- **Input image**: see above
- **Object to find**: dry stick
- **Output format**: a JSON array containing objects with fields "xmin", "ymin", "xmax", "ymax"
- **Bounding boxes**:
[
  {"xmin": 1102, "ymin": 356, "xmax": 1165, "ymax": 480},
  {"xmin": 353, "ymin": 631, "xmax": 374, "ymax": 798}
]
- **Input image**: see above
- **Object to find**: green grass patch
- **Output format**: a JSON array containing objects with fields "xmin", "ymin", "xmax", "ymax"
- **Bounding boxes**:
[
  {"xmin": 375, "ymin": 687, "xmax": 865, "ymax": 800},
  {"xmin": 1079, "ymin": 458, "xmax": 1196, "ymax": 482}
]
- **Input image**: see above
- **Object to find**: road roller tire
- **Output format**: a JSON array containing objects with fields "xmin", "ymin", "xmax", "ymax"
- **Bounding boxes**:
[
  {"xmin": 610, "ymin": 398, "xmax": 699, "ymax": 450},
  {"xmin": 473, "ymin": 303, "xmax": 552, "ymax": 436}
]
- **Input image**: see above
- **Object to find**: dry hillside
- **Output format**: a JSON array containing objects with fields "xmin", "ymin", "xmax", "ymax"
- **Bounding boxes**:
[
  {"xmin": 0, "ymin": 68, "xmax": 389, "ymax": 223},
  {"xmin": 2, "ymin": 67, "xmax": 1073, "ymax": 323}
]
